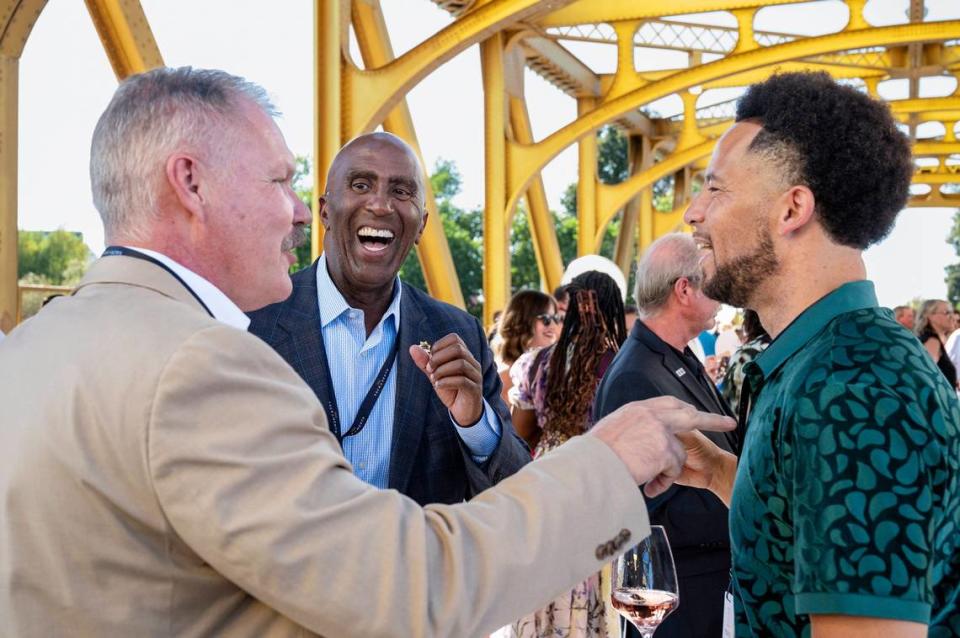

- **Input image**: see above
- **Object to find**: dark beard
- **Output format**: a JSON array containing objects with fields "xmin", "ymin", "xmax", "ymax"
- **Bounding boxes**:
[{"xmin": 703, "ymin": 228, "xmax": 779, "ymax": 308}]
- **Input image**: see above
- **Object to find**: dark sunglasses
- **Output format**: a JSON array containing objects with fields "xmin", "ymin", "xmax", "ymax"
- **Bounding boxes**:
[{"xmin": 537, "ymin": 313, "xmax": 564, "ymax": 326}]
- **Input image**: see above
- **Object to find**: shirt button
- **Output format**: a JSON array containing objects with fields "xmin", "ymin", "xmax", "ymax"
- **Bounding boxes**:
[{"xmin": 358, "ymin": 462, "xmax": 366, "ymax": 470}]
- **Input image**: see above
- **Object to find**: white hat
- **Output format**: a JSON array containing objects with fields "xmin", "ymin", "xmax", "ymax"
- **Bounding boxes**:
[{"xmin": 560, "ymin": 255, "xmax": 627, "ymax": 301}]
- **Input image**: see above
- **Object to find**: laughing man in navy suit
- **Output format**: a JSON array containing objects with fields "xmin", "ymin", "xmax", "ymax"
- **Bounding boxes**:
[{"xmin": 248, "ymin": 132, "xmax": 529, "ymax": 505}]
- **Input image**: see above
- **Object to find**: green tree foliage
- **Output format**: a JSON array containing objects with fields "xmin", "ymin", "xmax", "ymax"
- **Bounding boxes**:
[
  {"xmin": 18, "ymin": 229, "xmax": 91, "ymax": 285},
  {"xmin": 292, "ymin": 155, "xmax": 314, "ymax": 271},
  {"xmin": 946, "ymin": 210, "xmax": 960, "ymax": 307}
]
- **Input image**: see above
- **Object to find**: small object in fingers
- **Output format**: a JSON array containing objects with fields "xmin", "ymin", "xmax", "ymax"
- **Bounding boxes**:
[{"xmin": 419, "ymin": 340, "xmax": 432, "ymax": 354}]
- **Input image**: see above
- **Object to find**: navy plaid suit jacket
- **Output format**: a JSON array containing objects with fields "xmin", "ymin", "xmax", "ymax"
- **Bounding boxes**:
[{"xmin": 247, "ymin": 260, "xmax": 530, "ymax": 506}]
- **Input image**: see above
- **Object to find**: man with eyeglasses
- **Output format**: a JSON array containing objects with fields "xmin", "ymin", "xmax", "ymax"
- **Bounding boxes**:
[
  {"xmin": 248, "ymin": 132, "xmax": 530, "ymax": 506},
  {"xmin": 594, "ymin": 232, "xmax": 737, "ymax": 638}
]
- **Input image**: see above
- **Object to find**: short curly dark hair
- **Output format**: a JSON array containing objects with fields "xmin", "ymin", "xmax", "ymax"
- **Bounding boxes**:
[{"xmin": 736, "ymin": 72, "xmax": 913, "ymax": 249}]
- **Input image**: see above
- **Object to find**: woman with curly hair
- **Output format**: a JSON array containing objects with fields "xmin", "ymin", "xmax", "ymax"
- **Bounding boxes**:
[
  {"xmin": 495, "ymin": 290, "xmax": 560, "ymax": 405},
  {"xmin": 505, "ymin": 270, "xmax": 627, "ymax": 638},
  {"xmin": 915, "ymin": 299, "xmax": 958, "ymax": 389}
]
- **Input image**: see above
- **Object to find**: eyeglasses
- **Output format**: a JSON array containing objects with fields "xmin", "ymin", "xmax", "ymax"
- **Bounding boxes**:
[{"xmin": 537, "ymin": 313, "xmax": 564, "ymax": 326}]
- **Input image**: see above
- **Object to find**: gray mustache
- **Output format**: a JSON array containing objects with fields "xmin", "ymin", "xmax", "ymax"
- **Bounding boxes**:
[{"xmin": 282, "ymin": 225, "xmax": 307, "ymax": 252}]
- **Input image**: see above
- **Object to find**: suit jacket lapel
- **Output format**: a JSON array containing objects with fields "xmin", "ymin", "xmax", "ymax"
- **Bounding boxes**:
[
  {"xmin": 658, "ymin": 347, "xmax": 724, "ymax": 414},
  {"xmin": 389, "ymin": 285, "xmax": 432, "ymax": 493},
  {"xmin": 633, "ymin": 321, "xmax": 738, "ymax": 451},
  {"xmin": 273, "ymin": 261, "xmax": 335, "ymax": 412}
]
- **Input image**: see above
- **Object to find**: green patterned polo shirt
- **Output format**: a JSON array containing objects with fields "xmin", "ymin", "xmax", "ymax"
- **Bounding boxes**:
[{"xmin": 730, "ymin": 281, "xmax": 960, "ymax": 637}]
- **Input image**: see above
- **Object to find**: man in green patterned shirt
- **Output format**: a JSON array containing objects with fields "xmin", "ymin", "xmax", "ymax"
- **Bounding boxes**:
[{"xmin": 678, "ymin": 71, "xmax": 960, "ymax": 637}]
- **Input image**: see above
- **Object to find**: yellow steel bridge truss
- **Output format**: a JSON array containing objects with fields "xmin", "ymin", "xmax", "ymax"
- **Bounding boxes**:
[{"xmin": 1, "ymin": 0, "xmax": 959, "ymax": 330}]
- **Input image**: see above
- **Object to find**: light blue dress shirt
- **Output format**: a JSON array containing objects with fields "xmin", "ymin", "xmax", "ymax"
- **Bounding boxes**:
[{"xmin": 315, "ymin": 255, "xmax": 502, "ymax": 488}]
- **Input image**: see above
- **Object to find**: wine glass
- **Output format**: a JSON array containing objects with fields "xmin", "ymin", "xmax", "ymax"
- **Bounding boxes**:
[{"xmin": 611, "ymin": 525, "xmax": 679, "ymax": 638}]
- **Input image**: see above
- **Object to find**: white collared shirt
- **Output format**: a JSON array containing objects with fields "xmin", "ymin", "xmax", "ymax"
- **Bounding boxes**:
[
  {"xmin": 123, "ymin": 247, "xmax": 250, "ymax": 331},
  {"xmin": 314, "ymin": 254, "xmax": 501, "ymax": 488}
]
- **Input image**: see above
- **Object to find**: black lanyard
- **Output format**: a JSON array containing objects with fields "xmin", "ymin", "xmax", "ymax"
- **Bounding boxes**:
[
  {"xmin": 315, "ymin": 319, "xmax": 400, "ymax": 445},
  {"xmin": 102, "ymin": 246, "xmax": 214, "ymax": 318}
]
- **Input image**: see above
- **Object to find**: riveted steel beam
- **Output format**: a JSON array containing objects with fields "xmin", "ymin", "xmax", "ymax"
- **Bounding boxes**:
[
  {"xmin": 313, "ymin": 0, "xmax": 348, "ymax": 258},
  {"xmin": 521, "ymin": 34, "xmax": 599, "ymax": 97},
  {"xmin": 84, "ymin": 0, "xmax": 162, "ymax": 79},
  {"xmin": 352, "ymin": 0, "xmax": 464, "ymax": 307},
  {"xmin": 481, "ymin": 32, "xmax": 509, "ymax": 327},
  {"xmin": 577, "ymin": 97, "xmax": 598, "ymax": 257},
  {"xmin": 344, "ymin": 0, "xmax": 576, "ymax": 136}
]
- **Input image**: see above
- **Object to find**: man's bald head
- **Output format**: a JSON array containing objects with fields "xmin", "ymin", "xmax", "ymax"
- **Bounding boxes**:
[
  {"xmin": 326, "ymin": 132, "xmax": 426, "ymax": 208},
  {"xmin": 318, "ymin": 131, "xmax": 430, "ymax": 308}
]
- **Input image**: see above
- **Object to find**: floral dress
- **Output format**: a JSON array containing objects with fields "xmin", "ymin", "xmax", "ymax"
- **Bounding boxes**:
[{"xmin": 502, "ymin": 345, "xmax": 618, "ymax": 638}]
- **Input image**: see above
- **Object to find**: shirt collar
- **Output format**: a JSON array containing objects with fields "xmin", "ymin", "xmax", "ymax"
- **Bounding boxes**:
[
  {"xmin": 315, "ymin": 253, "xmax": 402, "ymax": 330},
  {"xmin": 123, "ymin": 247, "xmax": 250, "ymax": 331},
  {"xmin": 752, "ymin": 280, "xmax": 878, "ymax": 382}
]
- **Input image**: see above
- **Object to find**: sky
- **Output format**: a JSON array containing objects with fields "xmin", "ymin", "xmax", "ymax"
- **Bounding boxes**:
[{"xmin": 16, "ymin": 0, "xmax": 960, "ymax": 308}]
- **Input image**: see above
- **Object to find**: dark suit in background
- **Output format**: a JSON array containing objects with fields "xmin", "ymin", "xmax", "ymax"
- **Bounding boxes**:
[
  {"xmin": 595, "ymin": 320, "xmax": 738, "ymax": 638},
  {"xmin": 248, "ymin": 261, "xmax": 530, "ymax": 506}
]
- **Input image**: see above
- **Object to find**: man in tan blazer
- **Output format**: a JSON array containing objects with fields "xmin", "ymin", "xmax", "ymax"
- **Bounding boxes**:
[{"xmin": 0, "ymin": 67, "xmax": 733, "ymax": 637}]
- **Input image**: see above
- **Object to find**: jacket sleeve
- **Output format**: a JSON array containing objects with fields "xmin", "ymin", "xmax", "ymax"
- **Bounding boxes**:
[
  {"xmin": 148, "ymin": 325, "xmax": 648, "ymax": 638},
  {"xmin": 457, "ymin": 315, "xmax": 532, "ymax": 497}
]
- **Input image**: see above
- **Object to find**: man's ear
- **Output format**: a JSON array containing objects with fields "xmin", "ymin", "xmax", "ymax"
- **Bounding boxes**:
[
  {"xmin": 166, "ymin": 154, "xmax": 207, "ymax": 222},
  {"xmin": 414, "ymin": 209, "xmax": 430, "ymax": 245},
  {"xmin": 777, "ymin": 185, "xmax": 816, "ymax": 236},
  {"xmin": 673, "ymin": 276, "xmax": 692, "ymax": 306},
  {"xmin": 318, "ymin": 194, "xmax": 332, "ymax": 230}
]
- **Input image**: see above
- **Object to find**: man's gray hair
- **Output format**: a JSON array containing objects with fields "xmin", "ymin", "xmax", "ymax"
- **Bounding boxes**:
[
  {"xmin": 634, "ymin": 233, "xmax": 704, "ymax": 316},
  {"xmin": 90, "ymin": 67, "xmax": 276, "ymax": 241}
]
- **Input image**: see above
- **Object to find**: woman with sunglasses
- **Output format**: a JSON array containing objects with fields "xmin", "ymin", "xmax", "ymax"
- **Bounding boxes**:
[{"xmin": 495, "ymin": 290, "xmax": 561, "ymax": 406}]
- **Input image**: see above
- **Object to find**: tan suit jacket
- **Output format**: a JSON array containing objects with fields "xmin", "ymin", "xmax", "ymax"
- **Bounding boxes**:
[{"xmin": 0, "ymin": 255, "xmax": 649, "ymax": 638}]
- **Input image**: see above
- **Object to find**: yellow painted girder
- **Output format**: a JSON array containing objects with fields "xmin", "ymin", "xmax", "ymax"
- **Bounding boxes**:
[
  {"xmin": 914, "ymin": 172, "xmax": 960, "ymax": 184},
  {"xmin": 508, "ymin": 21, "xmax": 960, "ymax": 220},
  {"xmin": 84, "ymin": 0, "xmax": 162, "ymax": 79},
  {"xmin": 508, "ymin": 96, "xmax": 564, "ymax": 293},
  {"xmin": 481, "ymin": 32, "xmax": 508, "ymax": 327},
  {"xmin": 312, "ymin": 0, "xmax": 345, "ymax": 259},
  {"xmin": 352, "ymin": 0, "xmax": 465, "ymax": 308},
  {"xmin": 344, "ymin": 0, "xmax": 575, "ymax": 136},
  {"xmin": 907, "ymin": 190, "xmax": 960, "ymax": 207},
  {"xmin": 914, "ymin": 141, "xmax": 960, "ymax": 155},
  {"xmin": 669, "ymin": 96, "xmax": 960, "ymax": 141},
  {"xmin": 540, "ymin": 0, "xmax": 801, "ymax": 27},
  {"xmin": 634, "ymin": 60, "xmax": 888, "ymax": 92},
  {"xmin": 654, "ymin": 204, "xmax": 689, "ymax": 239},
  {"xmin": 0, "ymin": 55, "xmax": 18, "ymax": 332},
  {"xmin": 0, "ymin": 0, "xmax": 47, "ymax": 57},
  {"xmin": 0, "ymin": 0, "xmax": 47, "ymax": 331}
]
